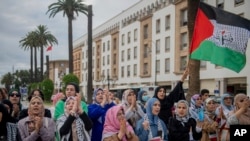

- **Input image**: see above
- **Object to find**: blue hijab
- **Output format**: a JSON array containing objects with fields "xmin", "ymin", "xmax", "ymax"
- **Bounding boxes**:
[
  {"xmin": 146, "ymin": 98, "xmax": 160, "ymax": 125},
  {"xmin": 92, "ymin": 88, "xmax": 103, "ymax": 104}
]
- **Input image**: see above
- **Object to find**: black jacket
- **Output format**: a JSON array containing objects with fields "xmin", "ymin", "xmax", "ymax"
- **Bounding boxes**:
[
  {"xmin": 153, "ymin": 81, "xmax": 186, "ymax": 126},
  {"xmin": 168, "ymin": 117, "xmax": 202, "ymax": 141}
]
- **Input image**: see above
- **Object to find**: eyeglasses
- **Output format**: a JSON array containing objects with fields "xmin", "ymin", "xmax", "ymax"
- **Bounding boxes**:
[{"xmin": 10, "ymin": 93, "xmax": 21, "ymax": 97}]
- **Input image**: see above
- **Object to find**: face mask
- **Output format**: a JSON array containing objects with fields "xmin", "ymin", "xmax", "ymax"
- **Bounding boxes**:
[{"xmin": 142, "ymin": 95, "xmax": 149, "ymax": 102}]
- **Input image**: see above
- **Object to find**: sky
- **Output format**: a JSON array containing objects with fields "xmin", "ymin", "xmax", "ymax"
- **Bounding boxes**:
[{"xmin": 0, "ymin": 0, "xmax": 140, "ymax": 77}]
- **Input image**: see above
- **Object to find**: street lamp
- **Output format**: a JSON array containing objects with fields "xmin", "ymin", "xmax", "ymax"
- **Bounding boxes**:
[{"xmin": 101, "ymin": 74, "xmax": 117, "ymax": 90}]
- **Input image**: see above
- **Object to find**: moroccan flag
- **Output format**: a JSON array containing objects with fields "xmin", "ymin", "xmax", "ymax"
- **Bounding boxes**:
[
  {"xmin": 190, "ymin": 2, "xmax": 250, "ymax": 73},
  {"xmin": 46, "ymin": 46, "xmax": 52, "ymax": 51}
]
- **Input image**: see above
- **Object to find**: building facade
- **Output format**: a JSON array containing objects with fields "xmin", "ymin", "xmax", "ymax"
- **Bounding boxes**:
[
  {"xmin": 73, "ymin": 0, "xmax": 250, "ymax": 99},
  {"xmin": 48, "ymin": 60, "xmax": 69, "ymax": 92}
]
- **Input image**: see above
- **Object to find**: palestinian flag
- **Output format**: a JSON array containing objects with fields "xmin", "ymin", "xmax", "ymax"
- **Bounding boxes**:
[{"xmin": 190, "ymin": 2, "xmax": 250, "ymax": 73}]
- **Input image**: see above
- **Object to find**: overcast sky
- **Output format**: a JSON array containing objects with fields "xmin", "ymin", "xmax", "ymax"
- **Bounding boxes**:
[{"xmin": 0, "ymin": 0, "xmax": 140, "ymax": 77}]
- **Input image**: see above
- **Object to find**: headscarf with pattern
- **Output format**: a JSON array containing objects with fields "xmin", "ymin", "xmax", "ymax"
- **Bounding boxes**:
[{"xmin": 103, "ymin": 105, "xmax": 134, "ymax": 141}]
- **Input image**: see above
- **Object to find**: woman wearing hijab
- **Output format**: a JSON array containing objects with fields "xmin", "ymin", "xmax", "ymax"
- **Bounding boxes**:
[
  {"xmin": 200, "ymin": 98, "xmax": 220, "ymax": 141},
  {"xmin": 135, "ymin": 98, "xmax": 168, "ymax": 141},
  {"xmin": 168, "ymin": 100, "xmax": 202, "ymax": 141},
  {"xmin": 54, "ymin": 82, "xmax": 88, "ymax": 120},
  {"xmin": 189, "ymin": 94, "xmax": 204, "ymax": 121},
  {"xmin": 56, "ymin": 96, "xmax": 92, "ymax": 141},
  {"xmin": 215, "ymin": 93, "xmax": 234, "ymax": 141},
  {"xmin": 121, "ymin": 89, "xmax": 144, "ymax": 129},
  {"xmin": 227, "ymin": 93, "xmax": 250, "ymax": 125},
  {"xmin": 19, "ymin": 89, "xmax": 52, "ymax": 120},
  {"xmin": 153, "ymin": 69, "xmax": 188, "ymax": 126},
  {"xmin": 137, "ymin": 90, "xmax": 149, "ymax": 113},
  {"xmin": 88, "ymin": 88, "xmax": 115, "ymax": 141},
  {"xmin": 18, "ymin": 96, "xmax": 55, "ymax": 141},
  {"xmin": 102, "ymin": 105, "xmax": 138, "ymax": 141}
]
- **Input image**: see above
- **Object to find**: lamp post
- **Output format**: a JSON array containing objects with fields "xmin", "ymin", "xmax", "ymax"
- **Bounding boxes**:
[{"xmin": 101, "ymin": 74, "xmax": 117, "ymax": 90}]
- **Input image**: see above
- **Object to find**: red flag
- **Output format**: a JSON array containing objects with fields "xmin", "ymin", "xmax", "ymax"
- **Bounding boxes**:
[{"xmin": 46, "ymin": 46, "xmax": 52, "ymax": 51}]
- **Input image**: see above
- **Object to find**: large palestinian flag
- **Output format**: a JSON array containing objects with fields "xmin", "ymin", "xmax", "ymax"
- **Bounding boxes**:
[{"xmin": 190, "ymin": 2, "xmax": 250, "ymax": 73}]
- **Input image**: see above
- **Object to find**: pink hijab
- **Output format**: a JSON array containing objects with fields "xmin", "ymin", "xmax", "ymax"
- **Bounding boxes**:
[{"xmin": 103, "ymin": 105, "xmax": 134, "ymax": 140}]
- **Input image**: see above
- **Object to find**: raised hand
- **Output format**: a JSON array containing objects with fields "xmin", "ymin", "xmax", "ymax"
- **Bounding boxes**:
[
  {"xmin": 34, "ymin": 116, "xmax": 43, "ymax": 133},
  {"xmin": 142, "ymin": 120, "xmax": 149, "ymax": 130},
  {"xmin": 181, "ymin": 68, "xmax": 189, "ymax": 82},
  {"xmin": 118, "ymin": 118, "xmax": 126, "ymax": 139},
  {"xmin": 131, "ymin": 95, "xmax": 137, "ymax": 109}
]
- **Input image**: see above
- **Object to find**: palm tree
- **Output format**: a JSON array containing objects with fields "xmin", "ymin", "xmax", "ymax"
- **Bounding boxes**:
[
  {"xmin": 187, "ymin": 0, "xmax": 201, "ymax": 102},
  {"xmin": 19, "ymin": 31, "xmax": 39, "ymax": 83},
  {"xmin": 46, "ymin": 0, "xmax": 88, "ymax": 73},
  {"xmin": 35, "ymin": 25, "xmax": 58, "ymax": 81}
]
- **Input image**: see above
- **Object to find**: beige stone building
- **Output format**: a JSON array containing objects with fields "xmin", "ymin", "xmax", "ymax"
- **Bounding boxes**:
[{"xmin": 74, "ymin": 0, "xmax": 250, "ymax": 100}]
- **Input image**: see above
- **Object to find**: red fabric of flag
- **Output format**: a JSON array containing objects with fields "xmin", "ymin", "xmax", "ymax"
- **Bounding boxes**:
[{"xmin": 46, "ymin": 46, "xmax": 52, "ymax": 51}]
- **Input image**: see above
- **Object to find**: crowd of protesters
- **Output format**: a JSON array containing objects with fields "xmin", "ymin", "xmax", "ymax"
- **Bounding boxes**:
[{"xmin": 0, "ymin": 69, "xmax": 250, "ymax": 141}]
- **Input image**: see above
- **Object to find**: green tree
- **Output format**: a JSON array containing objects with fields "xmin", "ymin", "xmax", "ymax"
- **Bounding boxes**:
[
  {"xmin": 187, "ymin": 0, "xmax": 201, "ymax": 102},
  {"xmin": 41, "ymin": 79, "xmax": 54, "ymax": 102},
  {"xmin": 35, "ymin": 25, "xmax": 58, "ymax": 81},
  {"xmin": 46, "ymin": 0, "xmax": 88, "ymax": 73}
]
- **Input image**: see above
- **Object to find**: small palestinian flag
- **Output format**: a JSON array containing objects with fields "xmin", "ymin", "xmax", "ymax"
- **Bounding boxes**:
[{"xmin": 190, "ymin": 2, "xmax": 250, "ymax": 73}]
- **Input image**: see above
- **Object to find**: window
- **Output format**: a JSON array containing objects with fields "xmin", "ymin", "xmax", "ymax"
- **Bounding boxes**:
[
  {"xmin": 128, "ymin": 32, "xmax": 131, "ymax": 43},
  {"xmin": 133, "ymin": 64, "xmax": 137, "ymax": 76},
  {"xmin": 156, "ymin": 60, "xmax": 160, "ymax": 73},
  {"xmin": 82, "ymin": 52, "xmax": 84, "ymax": 59},
  {"xmin": 217, "ymin": 0, "xmax": 224, "ymax": 9},
  {"xmin": 165, "ymin": 58, "xmax": 170, "ymax": 73},
  {"xmin": 127, "ymin": 65, "xmax": 130, "ymax": 77},
  {"xmin": 143, "ymin": 63, "xmax": 148, "ymax": 75},
  {"xmin": 127, "ymin": 49, "xmax": 131, "ymax": 60},
  {"xmin": 200, "ymin": 61, "xmax": 207, "ymax": 69},
  {"xmin": 121, "ymin": 66, "xmax": 124, "ymax": 77},
  {"xmin": 235, "ymin": 0, "xmax": 244, "ymax": 5},
  {"xmin": 122, "ymin": 34, "xmax": 125, "ymax": 45},
  {"xmin": 165, "ymin": 36, "xmax": 170, "ymax": 51},
  {"xmin": 181, "ymin": 32, "xmax": 188, "ymax": 50},
  {"xmin": 103, "ymin": 56, "xmax": 105, "ymax": 66},
  {"xmin": 156, "ymin": 39, "xmax": 160, "ymax": 53},
  {"xmin": 113, "ymin": 38, "xmax": 117, "ymax": 49},
  {"xmin": 103, "ymin": 42, "xmax": 105, "ymax": 52},
  {"xmin": 165, "ymin": 15, "xmax": 170, "ymax": 30},
  {"xmin": 180, "ymin": 56, "xmax": 187, "ymax": 71},
  {"xmin": 144, "ymin": 24, "xmax": 148, "ymax": 39},
  {"xmin": 181, "ymin": 9, "xmax": 187, "ymax": 26},
  {"xmin": 113, "ymin": 54, "xmax": 117, "ymax": 64},
  {"xmin": 143, "ymin": 44, "xmax": 149, "ymax": 58},
  {"xmin": 121, "ymin": 50, "xmax": 124, "ymax": 62},
  {"xmin": 156, "ymin": 19, "xmax": 161, "ymax": 33},
  {"xmin": 134, "ymin": 29, "xmax": 138, "ymax": 41},
  {"xmin": 97, "ymin": 59, "xmax": 100, "ymax": 68},
  {"xmin": 134, "ymin": 46, "xmax": 137, "ymax": 59},
  {"xmin": 107, "ymin": 41, "xmax": 110, "ymax": 51},
  {"xmin": 107, "ymin": 55, "xmax": 110, "ymax": 65}
]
